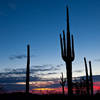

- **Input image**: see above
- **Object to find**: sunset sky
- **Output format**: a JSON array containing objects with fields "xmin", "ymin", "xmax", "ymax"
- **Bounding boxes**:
[{"xmin": 0, "ymin": 0, "xmax": 100, "ymax": 93}]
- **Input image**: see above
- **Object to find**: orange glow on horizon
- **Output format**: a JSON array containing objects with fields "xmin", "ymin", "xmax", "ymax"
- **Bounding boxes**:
[
  {"xmin": 32, "ymin": 88, "xmax": 56, "ymax": 91},
  {"xmin": 31, "ymin": 87, "xmax": 68, "ymax": 94}
]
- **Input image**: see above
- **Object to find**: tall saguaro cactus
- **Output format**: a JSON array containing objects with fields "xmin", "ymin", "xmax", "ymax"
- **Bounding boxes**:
[
  {"xmin": 60, "ymin": 73, "xmax": 66, "ymax": 95},
  {"xmin": 89, "ymin": 61, "xmax": 93, "ymax": 95},
  {"xmin": 26, "ymin": 44, "xmax": 30, "ymax": 94},
  {"xmin": 84, "ymin": 57, "xmax": 89, "ymax": 95},
  {"xmin": 60, "ymin": 7, "xmax": 75, "ymax": 96}
]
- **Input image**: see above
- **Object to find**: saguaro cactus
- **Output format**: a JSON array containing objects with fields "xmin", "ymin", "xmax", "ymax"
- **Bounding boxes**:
[
  {"xmin": 84, "ymin": 57, "xmax": 89, "ymax": 95},
  {"xmin": 60, "ymin": 72, "xmax": 66, "ymax": 95},
  {"xmin": 60, "ymin": 7, "xmax": 75, "ymax": 96},
  {"xmin": 26, "ymin": 44, "xmax": 30, "ymax": 94},
  {"xmin": 89, "ymin": 61, "xmax": 93, "ymax": 96}
]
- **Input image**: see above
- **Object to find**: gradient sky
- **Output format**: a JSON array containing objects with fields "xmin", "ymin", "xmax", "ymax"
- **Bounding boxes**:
[{"xmin": 0, "ymin": 0, "xmax": 100, "ymax": 93}]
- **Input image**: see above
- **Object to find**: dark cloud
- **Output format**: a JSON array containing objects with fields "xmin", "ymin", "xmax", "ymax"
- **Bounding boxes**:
[
  {"xmin": 0, "ymin": 64, "xmax": 60, "ymax": 78},
  {"xmin": 0, "ymin": 75, "xmax": 42, "ymax": 93},
  {"xmin": 0, "ymin": 68, "xmax": 27, "ymax": 79},
  {"xmin": 32, "ymin": 64, "xmax": 62, "ymax": 69},
  {"xmin": 31, "ymin": 64, "xmax": 60, "ymax": 72},
  {"xmin": 37, "ymin": 72, "xmax": 57, "ymax": 76},
  {"xmin": 32, "ymin": 64, "xmax": 53, "ymax": 68},
  {"xmin": 74, "ymin": 70, "xmax": 83, "ymax": 73},
  {"xmin": 9, "ymin": 54, "xmax": 27, "ymax": 60},
  {"xmin": 31, "ymin": 67, "xmax": 59, "ymax": 72},
  {"xmin": 9, "ymin": 54, "xmax": 35, "ymax": 60},
  {"xmin": 0, "ymin": 66, "xmax": 59, "ymax": 79},
  {"xmin": 47, "ymin": 72, "xmax": 57, "ymax": 75},
  {"xmin": 94, "ymin": 59, "xmax": 100, "ymax": 62},
  {"xmin": 0, "ymin": 74, "xmax": 40, "ymax": 84},
  {"xmin": 56, "ymin": 64, "xmax": 63, "ymax": 67}
]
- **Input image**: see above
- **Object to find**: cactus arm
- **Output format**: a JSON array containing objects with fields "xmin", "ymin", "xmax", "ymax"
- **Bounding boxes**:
[
  {"xmin": 60, "ymin": 34, "xmax": 64, "ymax": 58},
  {"xmin": 62, "ymin": 72, "xmax": 63, "ymax": 78},
  {"xmin": 63, "ymin": 30, "xmax": 66, "ymax": 57},
  {"xmin": 60, "ymin": 77, "xmax": 63, "ymax": 82},
  {"xmin": 61, "ymin": 72, "xmax": 64, "ymax": 82},
  {"xmin": 71, "ymin": 35, "xmax": 75, "ymax": 61}
]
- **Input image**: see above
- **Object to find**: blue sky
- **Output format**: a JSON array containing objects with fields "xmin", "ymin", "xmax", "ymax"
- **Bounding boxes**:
[{"xmin": 0, "ymin": 0, "xmax": 100, "ymax": 83}]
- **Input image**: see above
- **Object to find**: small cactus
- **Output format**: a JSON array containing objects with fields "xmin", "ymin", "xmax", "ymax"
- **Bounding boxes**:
[
  {"xmin": 84, "ymin": 57, "xmax": 89, "ymax": 95},
  {"xmin": 89, "ymin": 61, "xmax": 93, "ymax": 96},
  {"xmin": 84, "ymin": 58, "xmax": 94, "ymax": 96},
  {"xmin": 26, "ymin": 44, "xmax": 30, "ymax": 94},
  {"xmin": 60, "ymin": 72, "xmax": 66, "ymax": 95},
  {"xmin": 84, "ymin": 57, "xmax": 90, "ymax": 95}
]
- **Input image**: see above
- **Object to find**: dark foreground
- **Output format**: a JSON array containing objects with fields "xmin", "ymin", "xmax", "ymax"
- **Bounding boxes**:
[{"xmin": 0, "ymin": 93, "xmax": 100, "ymax": 100}]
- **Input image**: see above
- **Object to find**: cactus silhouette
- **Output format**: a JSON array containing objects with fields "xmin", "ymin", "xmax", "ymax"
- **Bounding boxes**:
[
  {"xmin": 60, "ymin": 72, "xmax": 66, "ymax": 95},
  {"xmin": 26, "ymin": 44, "xmax": 30, "ymax": 94},
  {"xmin": 89, "ymin": 61, "xmax": 93, "ymax": 96},
  {"xmin": 84, "ymin": 57, "xmax": 89, "ymax": 95},
  {"xmin": 60, "ymin": 6, "xmax": 75, "ymax": 96}
]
